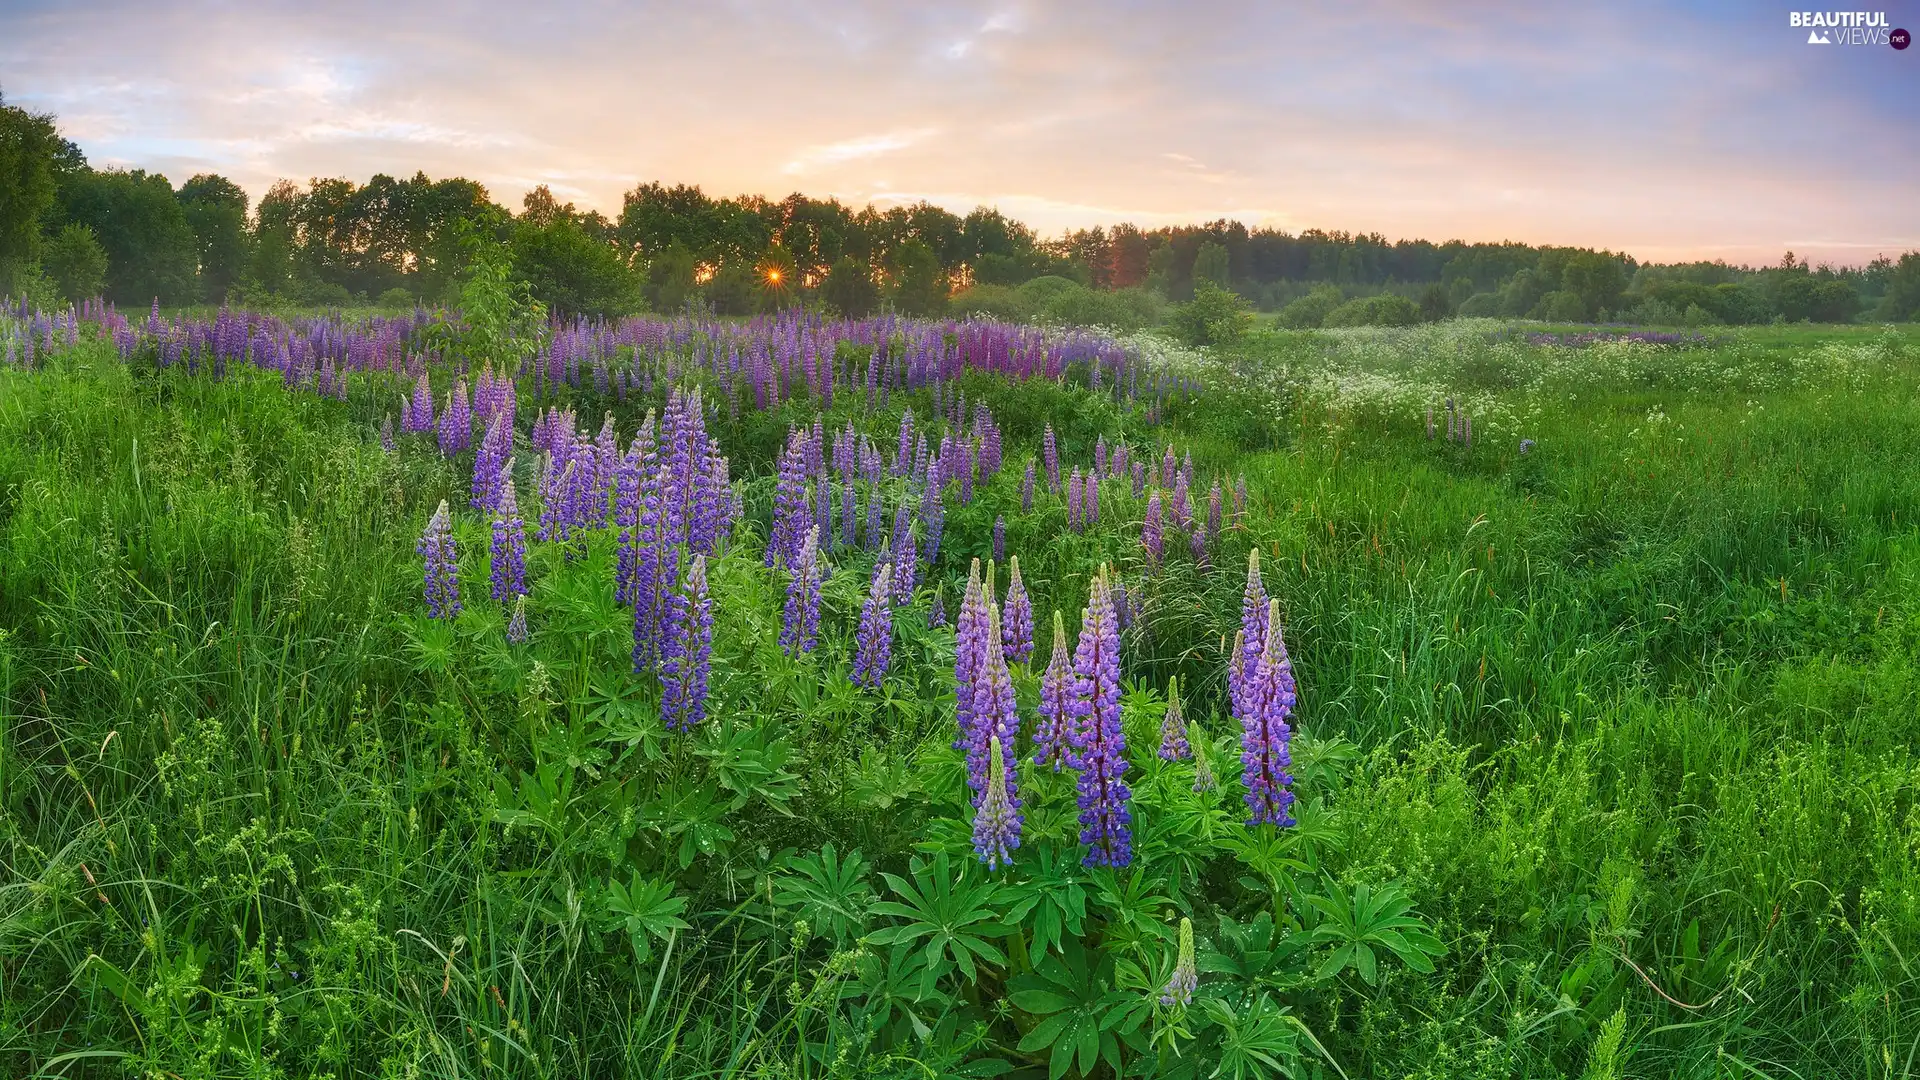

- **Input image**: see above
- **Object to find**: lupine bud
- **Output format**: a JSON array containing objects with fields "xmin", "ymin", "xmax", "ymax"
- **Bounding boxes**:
[
  {"xmin": 506, "ymin": 594, "xmax": 530, "ymax": 644},
  {"xmin": 972, "ymin": 734, "xmax": 1022, "ymax": 870},
  {"xmin": 1158, "ymin": 676, "xmax": 1190, "ymax": 760},
  {"xmin": 1160, "ymin": 918, "xmax": 1198, "ymax": 1007},
  {"xmin": 1042, "ymin": 425, "xmax": 1060, "ymax": 492},
  {"xmin": 661, "ymin": 555, "xmax": 713, "ymax": 732},
  {"xmin": 1191, "ymin": 720, "xmax": 1217, "ymax": 793}
]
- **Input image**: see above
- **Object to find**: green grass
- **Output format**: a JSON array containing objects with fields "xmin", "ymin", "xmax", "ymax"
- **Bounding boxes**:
[{"xmin": 3, "ymin": 322, "xmax": 1919, "ymax": 1078}]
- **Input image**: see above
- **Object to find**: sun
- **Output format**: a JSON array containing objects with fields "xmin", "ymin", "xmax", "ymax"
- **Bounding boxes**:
[{"xmin": 765, "ymin": 268, "xmax": 783, "ymax": 285}]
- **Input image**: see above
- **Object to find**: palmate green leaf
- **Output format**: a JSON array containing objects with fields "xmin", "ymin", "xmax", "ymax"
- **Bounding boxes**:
[
  {"xmin": 1198, "ymin": 994, "xmax": 1301, "ymax": 1080},
  {"xmin": 774, "ymin": 842, "xmax": 875, "ymax": 944},
  {"xmin": 1302, "ymin": 879, "xmax": 1445, "ymax": 986},
  {"xmin": 869, "ymin": 850, "xmax": 1009, "ymax": 995},
  {"xmin": 697, "ymin": 716, "xmax": 801, "ymax": 812},
  {"xmin": 1007, "ymin": 937, "xmax": 1137, "ymax": 1079},
  {"xmin": 600, "ymin": 872, "xmax": 688, "ymax": 963},
  {"xmin": 998, "ymin": 843, "xmax": 1088, "ymax": 960}
]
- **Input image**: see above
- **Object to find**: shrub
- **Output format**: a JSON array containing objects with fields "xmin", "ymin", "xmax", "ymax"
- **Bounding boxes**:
[
  {"xmin": 1322, "ymin": 292, "xmax": 1421, "ymax": 328},
  {"xmin": 1276, "ymin": 285, "xmax": 1344, "ymax": 329},
  {"xmin": 1529, "ymin": 289, "xmax": 1587, "ymax": 323},
  {"xmin": 1166, "ymin": 281, "xmax": 1254, "ymax": 346},
  {"xmin": 41, "ymin": 222, "xmax": 108, "ymax": 302}
]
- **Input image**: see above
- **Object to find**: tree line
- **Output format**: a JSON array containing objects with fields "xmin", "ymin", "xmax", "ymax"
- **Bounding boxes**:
[{"xmin": 4, "ymin": 93, "xmax": 1917, "ymax": 325}]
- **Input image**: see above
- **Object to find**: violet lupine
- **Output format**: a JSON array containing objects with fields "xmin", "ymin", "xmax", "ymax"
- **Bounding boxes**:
[
  {"xmin": 1132, "ymin": 460, "xmax": 1147, "ymax": 497},
  {"xmin": 1160, "ymin": 919, "xmax": 1198, "ymax": 1007},
  {"xmin": 970, "ymin": 604, "xmax": 1021, "ymax": 821},
  {"xmin": 1142, "ymin": 491, "xmax": 1164, "ymax": 566},
  {"xmin": 1094, "ymin": 436, "xmax": 1107, "ymax": 477},
  {"xmin": 889, "ymin": 503, "xmax": 918, "ymax": 604},
  {"xmin": 780, "ymin": 526, "xmax": 823, "ymax": 657},
  {"xmin": 1190, "ymin": 519, "xmax": 1209, "ymax": 568},
  {"xmin": 973, "ymin": 734, "xmax": 1022, "ymax": 870},
  {"xmin": 920, "ymin": 480, "xmax": 945, "ymax": 564},
  {"xmin": 1158, "ymin": 676, "xmax": 1191, "ymax": 761},
  {"xmin": 1069, "ymin": 572, "xmax": 1131, "ymax": 868},
  {"xmin": 1002, "ymin": 556, "xmax": 1034, "ymax": 666},
  {"xmin": 953, "ymin": 559, "xmax": 988, "ymax": 758},
  {"xmin": 1207, "ymin": 481, "xmax": 1224, "ymax": 539},
  {"xmin": 403, "ymin": 374, "xmax": 434, "ymax": 433},
  {"xmin": 1239, "ymin": 598, "xmax": 1297, "ymax": 828},
  {"xmin": 894, "ymin": 409, "xmax": 914, "ymax": 475},
  {"xmin": 928, "ymin": 586, "xmax": 948, "ymax": 628},
  {"xmin": 613, "ymin": 422, "xmax": 653, "ymax": 607},
  {"xmin": 852, "ymin": 563, "xmax": 894, "ymax": 690},
  {"xmin": 380, "ymin": 414, "xmax": 395, "ymax": 452},
  {"xmin": 993, "ymin": 516, "xmax": 1006, "ymax": 563},
  {"xmin": 1042, "ymin": 425, "xmax": 1060, "ymax": 492},
  {"xmin": 417, "ymin": 499, "xmax": 460, "ymax": 619},
  {"xmin": 1160, "ymin": 445, "xmax": 1178, "ymax": 488},
  {"xmin": 841, "ymin": 478, "xmax": 858, "ymax": 549},
  {"xmin": 1066, "ymin": 470, "xmax": 1083, "ymax": 532},
  {"xmin": 1231, "ymin": 548, "xmax": 1270, "ymax": 721},
  {"xmin": 489, "ymin": 478, "xmax": 527, "ymax": 603},
  {"xmin": 1021, "ymin": 460, "xmax": 1036, "ymax": 512},
  {"xmin": 436, "ymin": 382, "xmax": 473, "ymax": 456},
  {"xmin": 1044, "ymin": 611, "xmax": 1075, "ymax": 768},
  {"xmin": 660, "ymin": 554, "xmax": 713, "ymax": 732},
  {"xmin": 471, "ymin": 413, "xmax": 513, "ymax": 513},
  {"xmin": 1171, "ymin": 470, "xmax": 1193, "ymax": 531},
  {"xmin": 767, "ymin": 434, "xmax": 810, "ymax": 568},
  {"xmin": 506, "ymin": 594, "xmax": 529, "ymax": 644},
  {"xmin": 1234, "ymin": 475, "xmax": 1248, "ymax": 523}
]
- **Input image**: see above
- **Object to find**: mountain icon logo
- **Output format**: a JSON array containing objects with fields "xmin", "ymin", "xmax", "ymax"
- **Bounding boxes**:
[{"xmin": 1807, "ymin": 28, "xmax": 1832, "ymax": 43}]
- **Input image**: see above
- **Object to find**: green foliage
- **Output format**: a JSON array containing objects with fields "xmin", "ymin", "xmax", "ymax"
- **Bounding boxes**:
[
  {"xmin": 510, "ymin": 212, "xmax": 638, "ymax": 318},
  {"xmin": 1276, "ymin": 284, "xmax": 1345, "ymax": 329},
  {"xmin": 821, "ymin": 254, "xmax": 880, "ymax": 317},
  {"xmin": 1192, "ymin": 240, "xmax": 1231, "ymax": 288},
  {"xmin": 56, "ymin": 167, "xmax": 199, "ymax": 304},
  {"xmin": 1322, "ymin": 291, "xmax": 1421, "ymax": 327},
  {"xmin": 0, "ymin": 93, "xmax": 61, "ymax": 294},
  {"xmin": 39, "ymin": 221, "xmax": 107, "ymax": 301},
  {"xmin": 1167, "ymin": 281, "xmax": 1254, "ymax": 346},
  {"xmin": 176, "ymin": 173, "xmax": 250, "ymax": 302},
  {"xmin": 888, "ymin": 237, "xmax": 947, "ymax": 316}
]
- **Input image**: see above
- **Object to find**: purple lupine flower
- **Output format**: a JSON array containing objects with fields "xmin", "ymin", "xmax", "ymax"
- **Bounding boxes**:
[
  {"xmin": 928, "ymin": 584, "xmax": 947, "ymax": 628},
  {"xmin": 1112, "ymin": 441, "xmax": 1129, "ymax": 481},
  {"xmin": 417, "ymin": 499, "xmax": 460, "ymax": 619},
  {"xmin": 920, "ymin": 480, "xmax": 945, "ymax": 564},
  {"xmin": 1021, "ymin": 459, "xmax": 1036, "ymax": 512},
  {"xmin": 404, "ymin": 374, "xmax": 434, "ymax": 433},
  {"xmin": 506, "ymin": 594, "xmax": 529, "ymax": 644},
  {"xmin": 1190, "ymin": 518, "xmax": 1209, "ymax": 567},
  {"xmin": 841, "ymin": 476, "xmax": 858, "ymax": 549},
  {"xmin": 1132, "ymin": 460, "xmax": 1147, "ymax": 498},
  {"xmin": 1034, "ymin": 610, "xmax": 1073, "ymax": 771},
  {"xmin": 1157, "ymin": 677, "xmax": 1190, "ymax": 760},
  {"xmin": 1233, "ymin": 475, "xmax": 1247, "ymax": 522},
  {"xmin": 1207, "ymin": 481, "xmax": 1224, "ymax": 539},
  {"xmin": 436, "ymin": 382, "xmax": 473, "ymax": 456},
  {"xmin": 1160, "ymin": 445, "xmax": 1177, "ymax": 489},
  {"xmin": 1002, "ymin": 556, "xmax": 1034, "ymax": 666},
  {"xmin": 1042, "ymin": 425, "xmax": 1061, "ymax": 492},
  {"xmin": 1181, "ymin": 450, "xmax": 1195, "ymax": 493},
  {"xmin": 889, "ymin": 502, "xmax": 918, "ymax": 604},
  {"xmin": 613, "ymin": 421, "xmax": 652, "ymax": 607},
  {"xmin": 660, "ymin": 554, "xmax": 713, "ymax": 732},
  {"xmin": 852, "ymin": 563, "xmax": 894, "ymax": 690},
  {"xmin": 1239, "ymin": 598, "xmax": 1296, "ymax": 827},
  {"xmin": 1110, "ymin": 577, "xmax": 1133, "ymax": 631},
  {"xmin": 971, "ymin": 604, "xmax": 1021, "ymax": 823},
  {"xmin": 993, "ymin": 517, "xmax": 1006, "ymax": 563},
  {"xmin": 1069, "ymin": 571, "xmax": 1130, "ymax": 868},
  {"xmin": 471, "ymin": 412, "xmax": 513, "ymax": 513},
  {"xmin": 380, "ymin": 414, "xmax": 395, "ymax": 452},
  {"xmin": 1142, "ymin": 491, "xmax": 1164, "ymax": 567},
  {"xmin": 780, "ymin": 526, "xmax": 824, "ymax": 657},
  {"xmin": 767, "ymin": 433, "xmax": 809, "ymax": 568},
  {"xmin": 1094, "ymin": 436, "xmax": 1107, "ymax": 477},
  {"xmin": 1519, "ymin": 438, "xmax": 1535, "ymax": 455},
  {"xmin": 953, "ymin": 559, "xmax": 988, "ymax": 759},
  {"xmin": 972, "ymin": 733, "xmax": 1022, "ymax": 870},
  {"xmin": 1160, "ymin": 919, "xmax": 1198, "ymax": 1007},
  {"xmin": 1231, "ymin": 548, "xmax": 1270, "ymax": 721},
  {"xmin": 1171, "ymin": 470, "xmax": 1193, "ymax": 531},
  {"xmin": 489, "ymin": 478, "xmax": 527, "ymax": 603}
]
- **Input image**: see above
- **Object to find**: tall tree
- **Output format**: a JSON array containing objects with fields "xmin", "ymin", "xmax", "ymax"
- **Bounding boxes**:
[
  {"xmin": 60, "ymin": 169, "xmax": 198, "ymax": 305},
  {"xmin": 177, "ymin": 174, "xmax": 249, "ymax": 302},
  {"xmin": 0, "ymin": 93, "xmax": 60, "ymax": 294}
]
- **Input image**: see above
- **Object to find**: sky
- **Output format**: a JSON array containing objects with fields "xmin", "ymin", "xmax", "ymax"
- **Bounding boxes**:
[{"xmin": 2, "ymin": 0, "xmax": 1915, "ymax": 266}]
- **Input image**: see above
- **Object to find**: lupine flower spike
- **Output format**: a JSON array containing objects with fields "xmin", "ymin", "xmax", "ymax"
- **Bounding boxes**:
[
  {"xmin": 1034, "ymin": 610, "xmax": 1074, "ymax": 771},
  {"xmin": 1239, "ymin": 598, "xmax": 1297, "ymax": 827},
  {"xmin": 489, "ymin": 478, "xmax": 527, "ymax": 602},
  {"xmin": 972, "ymin": 735, "xmax": 1022, "ymax": 869},
  {"xmin": 506, "ymin": 594, "xmax": 530, "ymax": 644},
  {"xmin": 1002, "ymin": 555, "xmax": 1034, "ymax": 665},
  {"xmin": 1160, "ymin": 918, "xmax": 1198, "ymax": 1007},
  {"xmin": 1158, "ymin": 676, "xmax": 1191, "ymax": 760},
  {"xmin": 418, "ymin": 499, "xmax": 460, "ymax": 619},
  {"xmin": 1070, "ymin": 570, "xmax": 1131, "ymax": 867},
  {"xmin": 1191, "ymin": 720, "xmax": 1217, "ymax": 793},
  {"xmin": 852, "ymin": 563, "xmax": 893, "ymax": 689},
  {"xmin": 661, "ymin": 555, "xmax": 714, "ymax": 732}
]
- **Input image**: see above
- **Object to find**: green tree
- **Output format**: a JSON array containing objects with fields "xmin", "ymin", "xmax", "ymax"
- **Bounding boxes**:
[
  {"xmin": 0, "ymin": 93, "xmax": 60, "ymax": 294},
  {"xmin": 1418, "ymin": 282, "xmax": 1454, "ymax": 322},
  {"xmin": 40, "ymin": 222, "xmax": 107, "ymax": 301},
  {"xmin": 888, "ymin": 239, "xmax": 945, "ymax": 316},
  {"xmin": 643, "ymin": 241, "xmax": 699, "ymax": 314},
  {"xmin": 59, "ymin": 168, "xmax": 198, "ymax": 305},
  {"xmin": 1193, "ymin": 240, "xmax": 1231, "ymax": 288},
  {"xmin": 1323, "ymin": 292, "xmax": 1422, "ymax": 327},
  {"xmin": 511, "ymin": 214, "xmax": 637, "ymax": 318},
  {"xmin": 1276, "ymin": 285, "xmax": 1343, "ymax": 329},
  {"xmin": 1874, "ymin": 252, "xmax": 1920, "ymax": 321},
  {"xmin": 176, "ymin": 174, "xmax": 250, "ymax": 302}
]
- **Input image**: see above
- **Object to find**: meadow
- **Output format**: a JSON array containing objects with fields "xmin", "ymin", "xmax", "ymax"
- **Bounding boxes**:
[{"xmin": 2, "ymin": 300, "xmax": 1918, "ymax": 1080}]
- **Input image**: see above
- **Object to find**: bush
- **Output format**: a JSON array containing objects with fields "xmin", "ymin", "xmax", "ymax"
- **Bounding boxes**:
[
  {"xmin": 1039, "ymin": 285, "xmax": 1161, "ymax": 330},
  {"xmin": 377, "ymin": 287, "xmax": 416, "ymax": 311},
  {"xmin": 1322, "ymin": 292, "xmax": 1421, "ymax": 328},
  {"xmin": 1529, "ymin": 290, "xmax": 1587, "ymax": 323},
  {"xmin": 1276, "ymin": 285, "xmax": 1344, "ymax": 329},
  {"xmin": 1457, "ymin": 291, "xmax": 1501, "ymax": 317},
  {"xmin": 1165, "ymin": 281, "xmax": 1254, "ymax": 346},
  {"xmin": 821, "ymin": 256, "xmax": 880, "ymax": 318}
]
